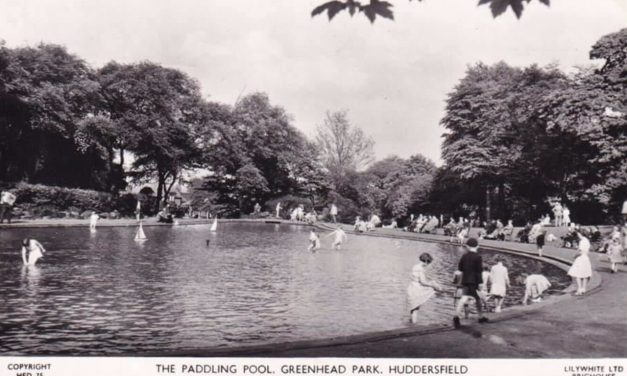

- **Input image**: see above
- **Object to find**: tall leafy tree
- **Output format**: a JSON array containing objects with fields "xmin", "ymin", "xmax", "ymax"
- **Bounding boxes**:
[
  {"xmin": 99, "ymin": 62, "xmax": 204, "ymax": 208},
  {"xmin": 315, "ymin": 110, "xmax": 374, "ymax": 191},
  {"xmin": 0, "ymin": 43, "xmax": 112, "ymax": 190},
  {"xmin": 201, "ymin": 93, "xmax": 327, "ymax": 214}
]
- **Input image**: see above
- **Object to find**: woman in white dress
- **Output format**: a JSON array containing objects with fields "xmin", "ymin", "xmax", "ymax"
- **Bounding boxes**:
[
  {"xmin": 407, "ymin": 253, "xmax": 443, "ymax": 323},
  {"xmin": 21, "ymin": 238, "xmax": 46, "ymax": 266},
  {"xmin": 568, "ymin": 232, "xmax": 593, "ymax": 295}
]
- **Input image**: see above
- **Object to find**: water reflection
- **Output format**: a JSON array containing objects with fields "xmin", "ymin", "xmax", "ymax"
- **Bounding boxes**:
[{"xmin": 0, "ymin": 223, "xmax": 570, "ymax": 355}]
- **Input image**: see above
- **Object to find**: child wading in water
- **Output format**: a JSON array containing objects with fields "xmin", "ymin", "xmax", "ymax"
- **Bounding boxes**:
[
  {"xmin": 407, "ymin": 252, "xmax": 443, "ymax": 323},
  {"xmin": 308, "ymin": 229, "xmax": 321, "ymax": 252},
  {"xmin": 326, "ymin": 226, "xmax": 347, "ymax": 250},
  {"xmin": 488, "ymin": 256, "xmax": 510, "ymax": 313},
  {"xmin": 21, "ymin": 238, "xmax": 46, "ymax": 266}
]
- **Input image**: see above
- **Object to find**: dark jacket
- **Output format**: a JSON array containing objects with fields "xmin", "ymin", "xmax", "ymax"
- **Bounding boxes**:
[{"xmin": 458, "ymin": 251, "xmax": 483, "ymax": 285}]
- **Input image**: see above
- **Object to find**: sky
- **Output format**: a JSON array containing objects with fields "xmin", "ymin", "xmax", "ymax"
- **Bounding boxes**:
[{"xmin": 0, "ymin": 0, "xmax": 625, "ymax": 164}]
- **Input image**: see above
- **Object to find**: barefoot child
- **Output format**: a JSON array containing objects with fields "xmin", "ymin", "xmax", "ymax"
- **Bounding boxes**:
[
  {"xmin": 308, "ymin": 229, "xmax": 321, "ymax": 252},
  {"xmin": 489, "ymin": 256, "xmax": 510, "ymax": 313},
  {"xmin": 326, "ymin": 226, "xmax": 347, "ymax": 250},
  {"xmin": 407, "ymin": 252, "xmax": 443, "ymax": 323},
  {"xmin": 21, "ymin": 238, "xmax": 46, "ymax": 266},
  {"xmin": 521, "ymin": 273, "xmax": 551, "ymax": 305}
]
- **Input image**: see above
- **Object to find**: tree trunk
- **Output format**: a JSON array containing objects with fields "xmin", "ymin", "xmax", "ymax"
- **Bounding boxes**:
[
  {"xmin": 156, "ymin": 172, "xmax": 165, "ymax": 212},
  {"xmin": 485, "ymin": 185, "xmax": 492, "ymax": 223}
]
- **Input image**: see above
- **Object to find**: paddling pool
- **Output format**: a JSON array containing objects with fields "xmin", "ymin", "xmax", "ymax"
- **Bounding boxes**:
[{"xmin": 0, "ymin": 222, "xmax": 570, "ymax": 355}]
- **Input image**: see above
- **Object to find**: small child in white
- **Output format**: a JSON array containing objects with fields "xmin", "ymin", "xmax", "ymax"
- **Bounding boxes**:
[
  {"xmin": 521, "ymin": 273, "xmax": 551, "ymax": 305},
  {"xmin": 308, "ymin": 229, "xmax": 321, "ymax": 252},
  {"xmin": 488, "ymin": 256, "xmax": 510, "ymax": 313},
  {"xmin": 326, "ymin": 226, "xmax": 347, "ymax": 250},
  {"xmin": 21, "ymin": 238, "xmax": 46, "ymax": 266}
]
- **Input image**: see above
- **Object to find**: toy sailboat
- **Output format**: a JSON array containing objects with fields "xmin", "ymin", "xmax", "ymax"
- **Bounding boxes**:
[
  {"xmin": 210, "ymin": 217, "xmax": 218, "ymax": 232},
  {"xmin": 134, "ymin": 221, "xmax": 147, "ymax": 241}
]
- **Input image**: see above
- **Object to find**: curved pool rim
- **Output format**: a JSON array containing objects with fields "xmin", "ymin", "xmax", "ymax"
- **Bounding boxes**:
[{"xmin": 137, "ymin": 219, "xmax": 601, "ymax": 357}]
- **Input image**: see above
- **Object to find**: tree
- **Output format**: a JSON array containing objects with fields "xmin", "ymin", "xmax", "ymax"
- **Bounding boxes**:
[
  {"xmin": 99, "ymin": 62, "xmax": 205, "ymax": 208},
  {"xmin": 0, "ymin": 43, "xmax": 113, "ymax": 190},
  {"xmin": 382, "ymin": 154, "xmax": 436, "ymax": 219},
  {"xmin": 200, "ymin": 93, "xmax": 328, "ymax": 215},
  {"xmin": 312, "ymin": 0, "xmax": 551, "ymax": 23},
  {"xmin": 315, "ymin": 110, "xmax": 374, "ymax": 190},
  {"xmin": 535, "ymin": 28, "xmax": 627, "ymax": 215}
]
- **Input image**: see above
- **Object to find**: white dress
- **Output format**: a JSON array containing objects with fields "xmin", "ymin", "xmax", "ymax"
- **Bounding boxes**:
[
  {"xmin": 489, "ymin": 263, "xmax": 509, "ymax": 297},
  {"xmin": 568, "ymin": 237, "xmax": 592, "ymax": 278},
  {"xmin": 23, "ymin": 240, "xmax": 44, "ymax": 266},
  {"xmin": 407, "ymin": 264, "xmax": 435, "ymax": 311}
]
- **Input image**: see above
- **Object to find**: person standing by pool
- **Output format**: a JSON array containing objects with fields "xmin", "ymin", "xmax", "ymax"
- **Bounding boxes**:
[
  {"xmin": 308, "ymin": 229, "xmax": 321, "ymax": 252},
  {"xmin": 562, "ymin": 205, "xmax": 571, "ymax": 227},
  {"xmin": 326, "ymin": 226, "xmax": 347, "ymax": 250},
  {"xmin": 0, "ymin": 190, "xmax": 16, "ymax": 224},
  {"xmin": 407, "ymin": 252, "xmax": 443, "ymax": 323},
  {"xmin": 453, "ymin": 237, "xmax": 488, "ymax": 328},
  {"xmin": 330, "ymin": 203, "xmax": 338, "ymax": 223},
  {"xmin": 552, "ymin": 202, "xmax": 563, "ymax": 227},
  {"xmin": 21, "ymin": 238, "xmax": 46, "ymax": 266},
  {"xmin": 275, "ymin": 202, "xmax": 281, "ymax": 218},
  {"xmin": 568, "ymin": 232, "xmax": 593, "ymax": 295},
  {"xmin": 536, "ymin": 222, "xmax": 546, "ymax": 257},
  {"xmin": 607, "ymin": 237, "xmax": 624, "ymax": 273},
  {"xmin": 488, "ymin": 256, "xmax": 510, "ymax": 313},
  {"xmin": 89, "ymin": 211, "xmax": 100, "ymax": 230}
]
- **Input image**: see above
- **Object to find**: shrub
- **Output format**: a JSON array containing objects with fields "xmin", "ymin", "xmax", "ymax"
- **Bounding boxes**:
[{"xmin": 11, "ymin": 182, "xmax": 115, "ymax": 215}]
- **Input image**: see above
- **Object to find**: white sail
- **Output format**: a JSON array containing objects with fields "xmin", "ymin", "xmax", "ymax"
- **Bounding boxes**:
[
  {"xmin": 134, "ymin": 222, "xmax": 147, "ymax": 241},
  {"xmin": 210, "ymin": 217, "xmax": 218, "ymax": 232}
]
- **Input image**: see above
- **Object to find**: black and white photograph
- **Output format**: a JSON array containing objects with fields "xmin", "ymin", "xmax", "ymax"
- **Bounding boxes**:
[{"xmin": 0, "ymin": 0, "xmax": 626, "ymax": 373}]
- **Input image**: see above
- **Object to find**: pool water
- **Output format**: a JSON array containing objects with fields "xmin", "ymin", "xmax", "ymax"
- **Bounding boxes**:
[{"xmin": 0, "ymin": 222, "xmax": 570, "ymax": 355}]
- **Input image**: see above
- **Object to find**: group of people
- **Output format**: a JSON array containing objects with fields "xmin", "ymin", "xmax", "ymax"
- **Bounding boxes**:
[
  {"xmin": 307, "ymin": 226, "xmax": 347, "ymax": 252},
  {"xmin": 478, "ymin": 219, "xmax": 515, "ymax": 241},
  {"xmin": 550, "ymin": 202, "xmax": 572, "ymax": 227},
  {"xmin": 406, "ymin": 228, "xmax": 602, "ymax": 327},
  {"xmin": 353, "ymin": 214, "xmax": 381, "ymax": 232},
  {"xmin": 405, "ymin": 214, "xmax": 440, "ymax": 234}
]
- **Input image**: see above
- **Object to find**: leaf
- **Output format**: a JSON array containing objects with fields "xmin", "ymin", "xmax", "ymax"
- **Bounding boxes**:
[
  {"xmin": 347, "ymin": 0, "xmax": 361, "ymax": 16},
  {"xmin": 490, "ymin": 0, "xmax": 511, "ymax": 18},
  {"xmin": 510, "ymin": 0, "xmax": 524, "ymax": 18},
  {"xmin": 311, "ymin": 1, "xmax": 348, "ymax": 20},
  {"xmin": 360, "ymin": 0, "xmax": 394, "ymax": 23}
]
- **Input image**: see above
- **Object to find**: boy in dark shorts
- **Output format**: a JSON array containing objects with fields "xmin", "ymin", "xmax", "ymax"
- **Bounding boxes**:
[{"xmin": 453, "ymin": 237, "xmax": 489, "ymax": 328}]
